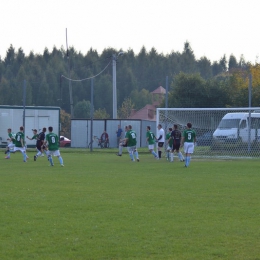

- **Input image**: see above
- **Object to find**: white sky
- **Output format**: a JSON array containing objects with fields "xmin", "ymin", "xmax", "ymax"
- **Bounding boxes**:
[{"xmin": 1, "ymin": 0, "xmax": 260, "ymax": 63}]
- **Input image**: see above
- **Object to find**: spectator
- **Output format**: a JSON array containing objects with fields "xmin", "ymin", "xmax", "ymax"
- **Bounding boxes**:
[{"xmin": 99, "ymin": 130, "xmax": 109, "ymax": 148}]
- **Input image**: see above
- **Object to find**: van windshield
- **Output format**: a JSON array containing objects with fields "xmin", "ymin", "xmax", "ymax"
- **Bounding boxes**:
[{"xmin": 218, "ymin": 119, "xmax": 240, "ymax": 129}]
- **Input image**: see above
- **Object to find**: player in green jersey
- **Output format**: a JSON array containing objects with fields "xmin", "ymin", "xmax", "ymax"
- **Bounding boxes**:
[
  {"xmin": 125, "ymin": 125, "xmax": 139, "ymax": 162},
  {"xmin": 44, "ymin": 126, "xmax": 64, "ymax": 167},
  {"xmin": 166, "ymin": 128, "xmax": 173, "ymax": 161},
  {"xmin": 181, "ymin": 123, "xmax": 196, "ymax": 167},
  {"xmin": 13, "ymin": 126, "xmax": 29, "ymax": 162},
  {"xmin": 4, "ymin": 128, "xmax": 16, "ymax": 159},
  {"xmin": 146, "ymin": 126, "xmax": 158, "ymax": 159},
  {"xmin": 26, "ymin": 129, "xmax": 38, "ymax": 144}
]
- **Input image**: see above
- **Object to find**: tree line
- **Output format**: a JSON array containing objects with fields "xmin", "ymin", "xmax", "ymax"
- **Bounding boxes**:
[{"xmin": 0, "ymin": 42, "xmax": 259, "ymax": 120}]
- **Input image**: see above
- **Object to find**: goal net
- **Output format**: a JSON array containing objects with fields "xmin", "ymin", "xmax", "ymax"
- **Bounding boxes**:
[{"xmin": 157, "ymin": 107, "xmax": 260, "ymax": 159}]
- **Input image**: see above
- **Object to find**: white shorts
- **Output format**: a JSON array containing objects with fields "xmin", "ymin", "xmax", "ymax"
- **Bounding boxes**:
[
  {"xmin": 47, "ymin": 150, "xmax": 61, "ymax": 157},
  {"xmin": 166, "ymin": 145, "xmax": 172, "ymax": 151},
  {"xmin": 184, "ymin": 142, "xmax": 195, "ymax": 154},
  {"xmin": 148, "ymin": 144, "xmax": 155, "ymax": 150},
  {"xmin": 14, "ymin": 146, "xmax": 26, "ymax": 153},
  {"xmin": 127, "ymin": 146, "xmax": 137, "ymax": 153},
  {"xmin": 8, "ymin": 143, "xmax": 15, "ymax": 149}
]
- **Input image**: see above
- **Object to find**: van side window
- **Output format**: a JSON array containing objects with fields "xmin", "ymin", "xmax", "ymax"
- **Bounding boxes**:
[
  {"xmin": 240, "ymin": 120, "xmax": 247, "ymax": 129},
  {"xmin": 251, "ymin": 118, "xmax": 260, "ymax": 128}
]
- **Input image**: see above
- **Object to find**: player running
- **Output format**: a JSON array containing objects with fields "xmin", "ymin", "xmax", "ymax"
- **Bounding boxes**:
[
  {"xmin": 14, "ymin": 126, "xmax": 29, "ymax": 162},
  {"xmin": 4, "ymin": 128, "xmax": 16, "ymax": 159},
  {"xmin": 125, "ymin": 125, "xmax": 139, "ymax": 162},
  {"xmin": 26, "ymin": 128, "xmax": 47, "ymax": 161},
  {"xmin": 44, "ymin": 126, "xmax": 64, "ymax": 167}
]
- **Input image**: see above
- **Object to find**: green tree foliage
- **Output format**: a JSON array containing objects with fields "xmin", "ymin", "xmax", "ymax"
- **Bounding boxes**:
[
  {"xmin": 118, "ymin": 98, "xmax": 135, "ymax": 119},
  {"xmin": 197, "ymin": 57, "xmax": 212, "ymax": 79},
  {"xmin": 74, "ymin": 100, "xmax": 91, "ymax": 118},
  {"xmin": 60, "ymin": 109, "xmax": 71, "ymax": 138},
  {"xmin": 168, "ymin": 73, "xmax": 230, "ymax": 108},
  {"xmin": 227, "ymin": 63, "xmax": 260, "ymax": 107},
  {"xmin": 180, "ymin": 42, "xmax": 198, "ymax": 74},
  {"xmin": 0, "ymin": 42, "xmax": 255, "ymax": 115},
  {"xmin": 228, "ymin": 54, "xmax": 238, "ymax": 71},
  {"xmin": 130, "ymin": 89, "xmax": 152, "ymax": 110},
  {"xmin": 169, "ymin": 73, "xmax": 206, "ymax": 108},
  {"xmin": 94, "ymin": 108, "xmax": 110, "ymax": 119},
  {"xmin": 219, "ymin": 55, "xmax": 227, "ymax": 72}
]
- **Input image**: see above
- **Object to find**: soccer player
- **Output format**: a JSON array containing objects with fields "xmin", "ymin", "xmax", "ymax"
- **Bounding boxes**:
[
  {"xmin": 125, "ymin": 125, "xmax": 139, "ymax": 162},
  {"xmin": 4, "ymin": 128, "xmax": 16, "ymax": 159},
  {"xmin": 166, "ymin": 128, "xmax": 173, "ymax": 161},
  {"xmin": 14, "ymin": 126, "xmax": 29, "ymax": 162},
  {"xmin": 146, "ymin": 126, "xmax": 158, "ymax": 159},
  {"xmin": 44, "ymin": 126, "xmax": 64, "ymax": 167},
  {"xmin": 26, "ymin": 128, "xmax": 47, "ymax": 161},
  {"xmin": 117, "ymin": 125, "xmax": 128, "ymax": 156},
  {"xmin": 26, "ymin": 129, "xmax": 38, "ymax": 151},
  {"xmin": 116, "ymin": 125, "xmax": 123, "ymax": 146},
  {"xmin": 156, "ymin": 124, "xmax": 165, "ymax": 159},
  {"xmin": 181, "ymin": 123, "xmax": 196, "ymax": 167},
  {"xmin": 169, "ymin": 124, "xmax": 185, "ymax": 162},
  {"xmin": 36, "ymin": 127, "xmax": 47, "ymax": 159}
]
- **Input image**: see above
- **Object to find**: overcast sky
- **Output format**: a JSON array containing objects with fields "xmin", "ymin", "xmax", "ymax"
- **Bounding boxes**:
[{"xmin": 1, "ymin": 0, "xmax": 260, "ymax": 63}]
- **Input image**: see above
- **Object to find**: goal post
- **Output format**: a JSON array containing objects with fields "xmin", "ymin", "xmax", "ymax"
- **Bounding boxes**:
[{"xmin": 157, "ymin": 107, "xmax": 260, "ymax": 159}]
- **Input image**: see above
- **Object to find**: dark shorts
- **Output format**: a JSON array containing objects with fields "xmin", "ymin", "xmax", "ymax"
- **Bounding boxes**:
[
  {"xmin": 37, "ymin": 141, "xmax": 43, "ymax": 150},
  {"xmin": 158, "ymin": 142, "xmax": 164, "ymax": 148},
  {"xmin": 172, "ymin": 143, "xmax": 181, "ymax": 151},
  {"xmin": 36, "ymin": 145, "xmax": 41, "ymax": 150}
]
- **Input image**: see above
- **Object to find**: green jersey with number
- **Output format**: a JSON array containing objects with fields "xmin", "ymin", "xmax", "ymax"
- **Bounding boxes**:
[
  {"xmin": 126, "ymin": 130, "xmax": 137, "ymax": 146},
  {"xmin": 32, "ymin": 134, "xmax": 38, "ymax": 140},
  {"xmin": 146, "ymin": 131, "xmax": 155, "ymax": 145},
  {"xmin": 46, "ymin": 132, "xmax": 59, "ymax": 151},
  {"xmin": 166, "ymin": 132, "xmax": 173, "ymax": 146},
  {"xmin": 8, "ymin": 132, "xmax": 16, "ymax": 143},
  {"xmin": 15, "ymin": 131, "xmax": 24, "ymax": 147},
  {"xmin": 183, "ymin": 129, "xmax": 196, "ymax": 143}
]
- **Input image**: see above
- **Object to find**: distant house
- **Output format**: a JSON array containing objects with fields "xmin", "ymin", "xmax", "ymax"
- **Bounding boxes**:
[{"xmin": 128, "ymin": 86, "xmax": 166, "ymax": 121}]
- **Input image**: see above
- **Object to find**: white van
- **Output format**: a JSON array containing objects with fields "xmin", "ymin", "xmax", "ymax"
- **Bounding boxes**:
[{"xmin": 213, "ymin": 112, "xmax": 260, "ymax": 143}]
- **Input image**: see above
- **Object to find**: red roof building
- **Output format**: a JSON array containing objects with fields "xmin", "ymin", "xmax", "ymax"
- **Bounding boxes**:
[{"xmin": 128, "ymin": 86, "xmax": 166, "ymax": 121}]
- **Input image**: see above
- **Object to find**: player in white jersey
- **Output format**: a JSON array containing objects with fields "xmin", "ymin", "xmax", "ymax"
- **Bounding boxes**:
[{"xmin": 156, "ymin": 124, "xmax": 165, "ymax": 159}]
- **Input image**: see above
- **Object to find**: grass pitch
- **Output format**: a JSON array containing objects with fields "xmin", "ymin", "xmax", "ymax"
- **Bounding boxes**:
[{"xmin": 1, "ymin": 148, "xmax": 260, "ymax": 259}]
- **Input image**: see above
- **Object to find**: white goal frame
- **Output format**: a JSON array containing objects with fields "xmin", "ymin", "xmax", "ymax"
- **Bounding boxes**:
[{"xmin": 156, "ymin": 107, "xmax": 260, "ymax": 159}]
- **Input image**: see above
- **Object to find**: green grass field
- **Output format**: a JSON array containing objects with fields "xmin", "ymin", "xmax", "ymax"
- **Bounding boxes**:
[{"xmin": 1, "ymin": 148, "xmax": 260, "ymax": 260}]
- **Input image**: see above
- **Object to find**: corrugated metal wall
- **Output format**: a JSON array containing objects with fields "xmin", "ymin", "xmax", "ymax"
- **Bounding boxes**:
[{"xmin": 71, "ymin": 119, "xmax": 156, "ymax": 148}]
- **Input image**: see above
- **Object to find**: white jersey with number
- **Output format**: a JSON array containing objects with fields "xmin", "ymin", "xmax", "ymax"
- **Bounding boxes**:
[{"xmin": 158, "ymin": 128, "xmax": 165, "ymax": 142}]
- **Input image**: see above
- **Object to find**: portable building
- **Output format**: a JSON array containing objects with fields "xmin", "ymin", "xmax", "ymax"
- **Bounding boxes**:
[{"xmin": 0, "ymin": 106, "xmax": 60, "ymax": 147}]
